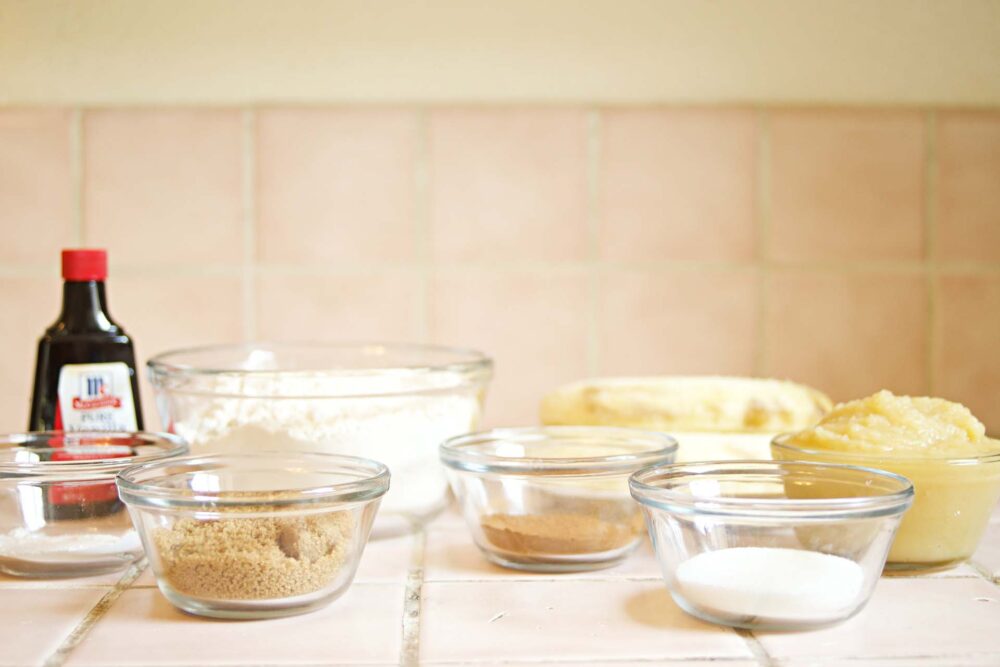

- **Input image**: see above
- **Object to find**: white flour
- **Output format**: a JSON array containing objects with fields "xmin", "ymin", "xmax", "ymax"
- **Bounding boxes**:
[
  {"xmin": 675, "ymin": 547, "xmax": 865, "ymax": 622},
  {"xmin": 166, "ymin": 373, "xmax": 483, "ymax": 527}
]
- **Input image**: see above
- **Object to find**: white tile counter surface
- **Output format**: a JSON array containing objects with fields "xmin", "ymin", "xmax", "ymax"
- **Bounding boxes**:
[{"xmin": 4, "ymin": 509, "xmax": 1000, "ymax": 667}]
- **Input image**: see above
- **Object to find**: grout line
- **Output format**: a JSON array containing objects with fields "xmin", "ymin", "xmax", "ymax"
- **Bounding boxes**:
[
  {"xmin": 926, "ymin": 270, "xmax": 940, "ymax": 395},
  {"xmin": 2, "ymin": 258, "xmax": 1000, "ymax": 277},
  {"xmin": 399, "ymin": 527, "xmax": 427, "ymax": 667},
  {"xmin": 421, "ymin": 575, "xmax": 664, "ymax": 584},
  {"xmin": 10, "ymin": 102, "xmax": 994, "ymax": 112},
  {"xmin": 924, "ymin": 110, "xmax": 938, "ymax": 264},
  {"xmin": 967, "ymin": 558, "xmax": 1000, "ymax": 587},
  {"xmin": 753, "ymin": 109, "xmax": 771, "ymax": 377},
  {"xmin": 766, "ymin": 652, "xmax": 1000, "ymax": 664},
  {"xmin": 924, "ymin": 110, "xmax": 939, "ymax": 394},
  {"xmin": 241, "ymin": 108, "xmax": 258, "ymax": 341},
  {"xmin": 42, "ymin": 559, "xmax": 147, "ymax": 667},
  {"xmin": 85, "ymin": 664, "xmax": 403, "ymax": 667},
  {"xmin": 421, "ymin": 658, "xmax": 757, "ymax": 665},
  {"xmin": 70, "ymin": 108, "xmax": 84, "ymax": 245},
  {"xmin": 415, "ymin": 109, "xmax": 432, "ymax": 343},
  {"xmin": 736, "ymin": 628, "xmax": 776, "ymax": 667},
  {"xmin": 586, "ymin": 109, "xmax": 602, "ymax": 377},
  {"xmin": 0, "ymin": 581, "xmax": 118, "ymax": 591}
]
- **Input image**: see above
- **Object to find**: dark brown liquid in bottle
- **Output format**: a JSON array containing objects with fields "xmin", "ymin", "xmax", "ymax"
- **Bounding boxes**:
[{"xmin": 28, "ymin": 279, "xmax": 143, "ymax": 520}]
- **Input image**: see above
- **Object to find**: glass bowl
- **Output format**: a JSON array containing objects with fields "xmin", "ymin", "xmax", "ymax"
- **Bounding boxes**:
[
  {"xmin": 772, "ymin": 434, "xmax": 1000, "ymax": 574},
  {"xmin": 147, "ymin": 342, "xmax": 491, "ymax": 535},
  {"xmin": 117, "ymin": 451, "xmax": 389, "ymax": 619},
  {"xmin": 630, "ymin": 460, "xmax": 913, "ymax": 631},
  {"xmin": 440, "ymin": 427, "xmax": 678, "ymax": 572},
  {"xmin": 0, "ymin": 431, "xmax": 187, "ymax": 578}
]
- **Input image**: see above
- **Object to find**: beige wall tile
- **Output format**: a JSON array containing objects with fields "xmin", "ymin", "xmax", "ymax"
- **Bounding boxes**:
[
  {"xmin": 598, "ymin": 268, "xmax": 758, "ymax": 376},
  {"xmin": 257, "ymin": 109, "xmax": 418, "ymax": 265},
  {"xmin": 83, "ymin": 110, "xmax": 243, "ymax": 265},
  {"xmin": 256, "ymin": 270, "xmax": 424, "ymax": 342},
  {"xmin": 112, "ymin": 274, "xmax": 244, "ymax": 429},
  {"xmin": 0, "ymin": 110, "xmax": 74, "ymax": 263},
  {"xmin": 429, "ymin": 269, "xmax": 589, "ymax": 426},
  {"xmin": 936, "ymin": 273, "xmax": 1000, "ymax": 433},
  {"xmin": 0, "ymin": 276, "xmax": 61, "ymax": 431},
  {"xmin": 763, "ymin": 270, "xmax": 927, "ymax": 401},
  {"xmin": 769, "ymin": 110, "xmax": 925, "ymax": 262},
  {"xmin": 429, "ymin": 109, "xmax": 590, "ymax": 263},
  {"xmin": 600, "ymin": 109, "xmax": 756, "ymax": 261},
  {"xmin": 937, "ymin": 112, "xmax": 1000, "ymax": 262}
]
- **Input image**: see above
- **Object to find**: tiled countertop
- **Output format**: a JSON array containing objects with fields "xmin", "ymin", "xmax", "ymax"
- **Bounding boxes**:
[{"xmin": 4, "ymin": 509, "xmax": 1000, "ymax": 667}]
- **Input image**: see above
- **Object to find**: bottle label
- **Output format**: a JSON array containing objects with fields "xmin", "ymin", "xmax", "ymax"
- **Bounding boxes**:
[{"xmin": 56, "ymin": 362, "xmax": 138, "ymax": 432}]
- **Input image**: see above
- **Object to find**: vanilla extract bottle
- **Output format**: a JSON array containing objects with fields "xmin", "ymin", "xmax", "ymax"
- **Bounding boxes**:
[
  {"xmin": 28, "ymin": 249, "xmax": 143, "ymax": 520},
  {"xmin": 29, "ymin": 249, "xmax": 143, "ymax": 433}
]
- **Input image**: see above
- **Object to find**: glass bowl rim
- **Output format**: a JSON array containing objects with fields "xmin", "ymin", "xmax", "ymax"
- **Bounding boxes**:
[
  {"xmin": 146, "ymin": 341, "xmax": 493, "ymax": 399},
  {"xmin": 116, "ymin": 451, "xmax": 391, "ymax": 510},
  {"xmin": 0, "ymin": 431, "xmax": 188, "ymax": 476},
  {"xmin": 440, "ymin": 426, "xmax": 678, "ymax": 476},
  {"xmin": 629, "ymin": 459, "xmax": 914, "ymax": 520},
  {"xmin": 771, "ymin": 432, "xmax": 1000, "ymax": 466}
]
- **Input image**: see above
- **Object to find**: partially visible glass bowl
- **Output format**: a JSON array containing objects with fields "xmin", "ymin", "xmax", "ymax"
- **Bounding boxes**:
[
  {"xmin": 117, "ymin": 451, "xmax": 389, "ymax": 619},
  {"xmin": 631, "ymin": 460, "xmax": 913, "ymax": 631},
  {"xmin": 147, "ymin": 342, "xmax": 491, "ymax": 535},
  {"xmin": 772, "ymin": 434, "xmax": 1000, "ymax": 573},
  {"xmin": 441, "ymin": 426, "xmax": 678, "ymax": 572},
  {"xmin": 0, "ymin": 431, "xmax": 187, "ymax": 578}
]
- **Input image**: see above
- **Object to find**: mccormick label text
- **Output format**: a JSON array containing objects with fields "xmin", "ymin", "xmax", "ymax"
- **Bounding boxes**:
[{"xmin": 56, "ymin": 362, "xmax": 137, "ymax": 432}]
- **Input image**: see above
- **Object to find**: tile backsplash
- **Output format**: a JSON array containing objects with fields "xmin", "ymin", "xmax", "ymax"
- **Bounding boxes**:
[{"xmin": 1, "ymin": 106, "xmax": 998, "ymax": 432}]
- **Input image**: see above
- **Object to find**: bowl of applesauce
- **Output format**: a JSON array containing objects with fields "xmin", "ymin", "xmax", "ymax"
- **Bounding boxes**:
[{"xmin": 771, "ymin": 390, "xmax": 1000, "ymax": 574}]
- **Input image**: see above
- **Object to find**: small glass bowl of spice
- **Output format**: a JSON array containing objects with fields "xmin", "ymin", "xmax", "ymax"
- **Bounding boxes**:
[
  {"xmin": 440, "ymin": 427, "xmax": 677, "ymax": 572},
  {"xmin": 0, "ymin": 431, "xmax": 187, "ymax": 578},
  {"xmin": 117, "ymin": 451, "xmax": 389, "ymax": 619},
  {"xmin": 630, "ymin": 460, "xmax": 914, "ymax": 631}
]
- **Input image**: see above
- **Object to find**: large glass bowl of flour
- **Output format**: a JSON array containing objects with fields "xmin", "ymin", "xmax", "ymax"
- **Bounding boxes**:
[{"xmin": 148, "ymin": 343, "xmax": 491, "ymax": 536}]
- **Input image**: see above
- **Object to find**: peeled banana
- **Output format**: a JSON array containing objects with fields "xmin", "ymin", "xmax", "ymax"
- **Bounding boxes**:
[{"xmin": 540, "ymin": 376, "xmax": 832, "ymax": 434}]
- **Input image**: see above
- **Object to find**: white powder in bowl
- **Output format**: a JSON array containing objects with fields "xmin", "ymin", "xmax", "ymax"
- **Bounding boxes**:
[
  {"xmin": 675, "ymin": 547, "xmax": 865, "ymax": 622},
  {"xmin": 163, "ymin": 373, "xmax": 483, "ymax": 532},
  {"xmin": 0, "ymin": 527, "xmax": 143, "ymax": 576},
  {"xmin": 0, "ymin": 527, "xmax": 141, "ymax": 558}
]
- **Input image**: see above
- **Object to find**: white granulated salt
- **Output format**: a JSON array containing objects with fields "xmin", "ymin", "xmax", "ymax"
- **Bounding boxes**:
[
  {"xmin": 0, "ymin": 528, "xmax": 141, "ymax": 557},
  {"xmin": 167, "ymin": 372, "xmax": 483, "ymax": 529},
  {"xmin": 675, "ymin": 547, "xmax": 865, "ymax": 621}
]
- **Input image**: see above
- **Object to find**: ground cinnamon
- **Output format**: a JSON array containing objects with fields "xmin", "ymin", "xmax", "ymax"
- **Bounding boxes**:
[{"xmin": 480, "ymin": 513, "xmax": 639, "ymax": 555}]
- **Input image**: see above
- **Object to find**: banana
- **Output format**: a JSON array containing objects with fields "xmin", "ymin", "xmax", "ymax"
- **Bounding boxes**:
[{"xmin": 540, "ymin": 376, "xmax": 832, "ymax": 434}]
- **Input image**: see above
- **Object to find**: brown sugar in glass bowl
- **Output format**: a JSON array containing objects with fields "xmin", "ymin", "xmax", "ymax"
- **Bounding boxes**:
[
  {"xmin": 117, "ymin": 451, "xmax": 389, "ymax": 619},
  {"xmin": 440, "ymin": 427, "xmax": 677, "ymax": 572}
]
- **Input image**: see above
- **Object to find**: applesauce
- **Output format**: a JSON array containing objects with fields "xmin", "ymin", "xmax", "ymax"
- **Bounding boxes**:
[{"xmin": 772, "ymin": 391, "xmax": 1000, "ymax": 573}]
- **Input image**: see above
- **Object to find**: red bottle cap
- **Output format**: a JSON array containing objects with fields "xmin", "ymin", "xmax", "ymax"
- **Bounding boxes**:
[{"xmin": 61, "ymin": 249, "xmax": 108, "ymax": 281}]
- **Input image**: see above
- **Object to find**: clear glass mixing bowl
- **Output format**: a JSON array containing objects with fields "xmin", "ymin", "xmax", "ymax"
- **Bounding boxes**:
[
  {"xmin": 147, "ymin": 342, "xmax": 491, "ymax": 536},
  {"xmin": 118, "ymin": 451, "xmax": 389, "ymax": 619},
  {"xmin": 772, "ymin": 434, "xmax": 1000, "ymax": 574},
  {"xmin": 630, "ymin": 460, "xmax": 913, "ymax": 631},
  {"xmin": 0, "ymin": 431, "xmax": 187, "ymax": 578},
  {"xmin": 441, "ymin": 426, "xmax": 678, "ymax": 572}
]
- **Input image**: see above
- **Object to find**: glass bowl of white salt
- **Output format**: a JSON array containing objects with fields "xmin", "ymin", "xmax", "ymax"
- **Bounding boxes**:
[
  {"xmin": 630, "ymin": 460, "xmax": 914, "ymax": 631},
  {"xmin": 147, "ymin": 343, "xmax": 491, "ymax": 536},
  {"xmin": 0, "ymin": 431, "xmax": 187, "ymax": 578}
]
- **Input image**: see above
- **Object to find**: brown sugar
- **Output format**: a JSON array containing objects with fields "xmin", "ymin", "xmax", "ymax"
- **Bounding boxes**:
[
  {"xmin": 480, "ymin": 513, "xmax": 640, "ymax": 555},
  {"xmin": 153, "ymin": 510, "xmax": 354, "ymax": 600}
]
